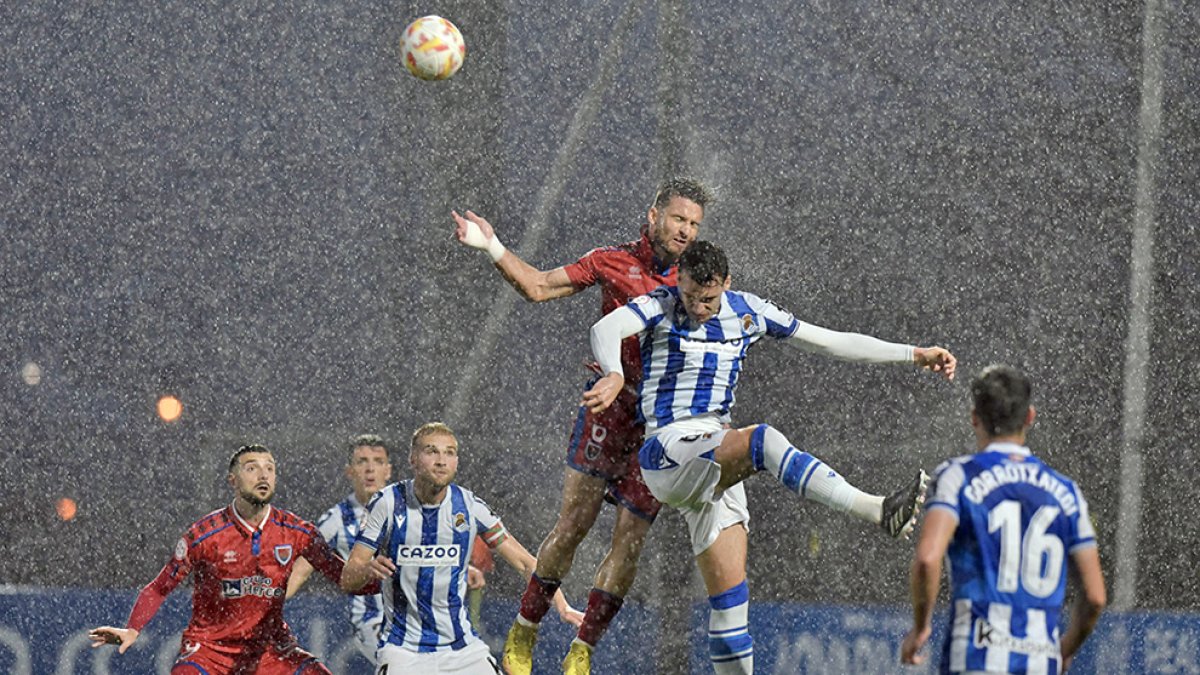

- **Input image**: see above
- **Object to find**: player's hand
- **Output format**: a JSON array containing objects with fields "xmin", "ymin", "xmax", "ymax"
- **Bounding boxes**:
[
  {"xmin": 467, "ymin": 564, "xmax": 486, "ymax": 590},
  {"xmin": 557, "ymin": 603, "xmax": 586, "ymax": 628},
  {"xmin": 581, "ymin": 372, "xmax": 624, "ymax": 414},
  {"xmin": 900, "ymin": 625, "xmax": 931, "ymax": 665},
  {"xmin": 367, "ymin": 553, "xmax": 397, "ymax": 580},
  {"xmin": 913, "ymin": 346, "xmax": 956, "ymax": 381},
  {"xmin": 88, "ymin": 626, "xmax": 139, "ymax": 654},
  {"xmin": 452, "ymin": 210, "xmax": 496, "ymax": 249}
]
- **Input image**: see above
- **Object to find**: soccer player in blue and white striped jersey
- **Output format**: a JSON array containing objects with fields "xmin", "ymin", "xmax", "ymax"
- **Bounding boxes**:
[
  {"xmin": 287, "ymin": 434, "xmax": 394, "ymax": 665},
  {"xmin": 584, "ymin": 240, "xmax": 957, "ymax": 674},
  {"xmin": 340, "ymin": 423, "xmax": 582, "ymax": 674},
  {"xmin": 902, "ymin": 366, "xmax": 1106, "ymax": 674}
]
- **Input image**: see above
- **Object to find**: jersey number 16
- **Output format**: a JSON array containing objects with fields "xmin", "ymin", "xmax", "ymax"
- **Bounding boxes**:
[{"xmin": 988, "ymin": 500, "xmax": 1064, "ymax": 598}]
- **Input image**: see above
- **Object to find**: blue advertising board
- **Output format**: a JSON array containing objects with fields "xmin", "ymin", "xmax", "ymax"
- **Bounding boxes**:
[{"xmin": 2, "ymin": 588, "xmax": 1197, "ymax": 673}]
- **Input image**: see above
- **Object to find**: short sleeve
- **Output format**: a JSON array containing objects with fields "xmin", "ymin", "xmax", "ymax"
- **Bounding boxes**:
[
  {"xmin": 471, "ymin": 495, "xmax": 508, "ymax": 548},
  {"xmin": 562, "ymin": 248, "xmax": 603, "ymax": 289},
  {"xmin": 627, "ymin": 286, "xmax": 671, "ymax": 327},
  {"xmin": 1069, "ymin": 487, "xmax": 1098, "ymax": 552},
  {"xmin": 926, "ymin": 459, "xmax": 965, "ymax": 520},
  {"xmin": 748, "ymin": 294, "xmax": 800, "ymax": 339},
  {"xmin": 356, "ymin": 488, "xmax": 396, "ymax": 552},
  {"xmin": 315, "ymin": 506, "xmax": 340, "ymax": 547}
]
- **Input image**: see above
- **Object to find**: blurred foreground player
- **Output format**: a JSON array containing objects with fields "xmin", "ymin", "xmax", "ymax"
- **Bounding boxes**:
[
  {"xmin": 901, "ymin": 365, "xmax": 1106, "ymax": 673},
  {"xmin": 453, "ymin": 177, "xmax": 712, "ymax": 674},
  {"xmin": 89, "ymin": 444, "xmax": 376, "ymax": 674},
  {"xmin": 340, "ymin": 422, "xmax": 583, "ymax": 674},
  {"xmin": 586, "ymin": 241, "xmax": 956, "ymax": 674}
]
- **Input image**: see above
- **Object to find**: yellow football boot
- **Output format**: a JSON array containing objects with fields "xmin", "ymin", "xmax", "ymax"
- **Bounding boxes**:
[
  {"xmin": 501, "ymin": 621, "xmax": 538, "ymax": 675},
  {"xmin": 561, "ymin": 640, "xmax": 593, "ymax": 675}
]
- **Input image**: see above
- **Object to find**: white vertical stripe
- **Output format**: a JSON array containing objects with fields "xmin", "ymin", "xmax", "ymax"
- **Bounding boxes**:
[
  {"xmin": 950, "ymin": 598, "xmax": 972, "ymax": 671},
  {"xmin": 1023, "ymin": 608, "xmax": 1053, "ymax": 675},
  {"xmin": 985, "ymin": 603, "xmax": 1012, "ymax": 673}
]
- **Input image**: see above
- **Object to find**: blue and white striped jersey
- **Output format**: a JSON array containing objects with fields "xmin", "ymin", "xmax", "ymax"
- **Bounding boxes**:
[
  {"xmin": 315, "ymin": 495, "xmax": 384, "ymax": 642},
  {"xmin": 927, "ymin": 442, "xmax": 1096, "ymax": 674},
  {"xmin": 625, "ymin": 286, "xmax": 799, "ymax": 431},
  {"xmin": 356, "ymin": 479, "xmax": 506, "ymax": 653}
]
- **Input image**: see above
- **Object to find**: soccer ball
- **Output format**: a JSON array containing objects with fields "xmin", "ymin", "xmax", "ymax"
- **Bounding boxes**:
[{"xmin": 400, "ymin": 15, "xmax": 466, "ymax": 81}]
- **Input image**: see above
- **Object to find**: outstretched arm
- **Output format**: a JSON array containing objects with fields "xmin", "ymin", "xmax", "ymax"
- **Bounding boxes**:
[
  {"xmin": 452, "ymin": 210, "xmax": 581, "ymax": 302},
  {"xmin": 493, "ymin": 535, "xmax": 585, "ymax": 627},
  {"xmin": 89, "ymin": 556, "xmax": 186, "ymax": 654},
  {"xmin": 787, "ymin": 321, "xmax": 956, "ymax": 380}
]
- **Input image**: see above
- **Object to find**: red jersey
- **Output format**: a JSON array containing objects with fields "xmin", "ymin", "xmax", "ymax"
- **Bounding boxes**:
[
  {"xmin": 128, "ymin": 504, "xmax": 347, "ymax": 647},
  {"xmin": 563, "ymin": 232, "xmax": 677, "ymax": 385}
]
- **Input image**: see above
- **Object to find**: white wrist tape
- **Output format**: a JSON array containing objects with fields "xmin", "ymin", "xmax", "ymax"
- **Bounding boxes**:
[
  {"xmin": 462, "ymin": 219, "xmax": 506, "ymax": 262},
  {"xmin": 486, "ymin": 235, "xmax": 506, "ymax": 263}
]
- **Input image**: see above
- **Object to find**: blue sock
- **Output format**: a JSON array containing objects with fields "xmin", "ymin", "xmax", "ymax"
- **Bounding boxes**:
[{"xmin": 749, "ymin": 424, "xmax": 880, "ymax": 521}]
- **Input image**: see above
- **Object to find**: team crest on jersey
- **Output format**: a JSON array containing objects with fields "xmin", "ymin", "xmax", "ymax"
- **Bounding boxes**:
[
  {"xmin": 741, "ymin": 314, "xmax": 754, "ymax": 332},
  {"xmin": 453, "ymin": 512, "xmax": 469, "ymax": 532},
  {"xmin": 178, "ymin": 640, "xmax": 201, "ymax": 660},
  {"xmin": 274, "ymin": 544, "xmax": 293, "ymax": 565},
  {"xmin": 174, "ymin": 538, "xmax": 187, "ymax": 561}
]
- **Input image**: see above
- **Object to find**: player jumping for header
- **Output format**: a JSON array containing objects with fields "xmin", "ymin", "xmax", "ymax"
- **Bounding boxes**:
[{"xmin": 585, "ymin": 240, "xmax": 956, "ymax": 674}]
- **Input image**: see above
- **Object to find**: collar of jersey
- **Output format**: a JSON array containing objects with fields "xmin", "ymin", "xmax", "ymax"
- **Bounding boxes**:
[
  {"xmin": 228, "ymin": 502, "xmax": 271, "ymax": 533},
  {"xmin": 981, "ymin": 441, "xmax": 1030, "ymax": 456}
]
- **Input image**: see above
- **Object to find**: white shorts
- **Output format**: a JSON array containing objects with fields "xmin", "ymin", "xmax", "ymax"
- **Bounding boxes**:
[
  {"xmin": 376, "ymin": 640, "xmax": 499, "ymax": 674},
  {"xmin": 639, "ymin": 426, "xmax": 751, "ymax": 555}
]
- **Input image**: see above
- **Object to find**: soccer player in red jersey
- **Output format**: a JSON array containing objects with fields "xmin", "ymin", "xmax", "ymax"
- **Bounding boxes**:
[
  {"xmin": 89, "ymin": 444, "xmax": 376, "ymax": 674},
  {"xmin": 452, "ymin": 177, "xmax": 712, "ymax": 674}
]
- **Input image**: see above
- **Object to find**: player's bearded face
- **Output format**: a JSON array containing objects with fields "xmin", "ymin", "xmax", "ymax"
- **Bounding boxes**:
[
  {"xmin": 233, "ymin": 454, "xmax": 277, "ymax": 506},
  {"xmin": 410, "ymin": 433, "xmax": 459, "ymax": 492},
  {"xmin": 648, "ymin": 196, "xmax": 703, "ymax": 260}
]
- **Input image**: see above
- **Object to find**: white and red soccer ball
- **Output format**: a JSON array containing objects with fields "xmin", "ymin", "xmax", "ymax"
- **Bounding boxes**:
[{"xmin": 400, "ymin": 15, "xmax": 466, "ymax": 81}]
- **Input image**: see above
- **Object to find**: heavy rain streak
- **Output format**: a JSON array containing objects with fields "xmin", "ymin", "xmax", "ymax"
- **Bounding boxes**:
[{"xmin": 2, "ymin": 0, "xmax": 1197, "ymax": 673}]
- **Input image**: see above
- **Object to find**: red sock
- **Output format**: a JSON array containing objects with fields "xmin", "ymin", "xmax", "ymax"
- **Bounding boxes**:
[
  {"xmin": 576, "ymin": 588, "xmax": 624, "ymax": 646},
  {"xmin": 518, "ymin": 573, "xmax": 561, "ymax": 624}
]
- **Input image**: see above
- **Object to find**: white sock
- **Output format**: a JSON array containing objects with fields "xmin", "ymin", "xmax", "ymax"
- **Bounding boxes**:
[
  {"xmin": 709, "ymin": 581, "xmax": 753, "ymax": 674},
  {"xmin": 749, "ymin": 424, "xmax": 882, "ymax": 524}
]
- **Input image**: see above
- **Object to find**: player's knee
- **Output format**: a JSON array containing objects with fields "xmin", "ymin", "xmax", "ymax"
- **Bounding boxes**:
[{"xmin": 748, "ymin": 424, "xmax": 786, "ymax": 472}]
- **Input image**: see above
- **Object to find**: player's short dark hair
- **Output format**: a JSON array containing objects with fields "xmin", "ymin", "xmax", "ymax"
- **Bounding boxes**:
[
  {"xmin": 228, "ymin": 444, "xmax": 273, "ymax": 473},
  {"xmin": 652, "ymin": 177, "xmax": 714, "ymax": 212},
  {"xmin": 679, "ymin": 240, "xmax": 729, "ymax": 286},
  {"xmin": 971, "ymin": 365, "xmax": 1032, "ymax": 436},
  {"xmin": 411, "ymin": 422, "xmax": 456, "ymax": 451},
  {"xmin": 347, "ymin": 434, "xmax": 388, "ymax": 463}
]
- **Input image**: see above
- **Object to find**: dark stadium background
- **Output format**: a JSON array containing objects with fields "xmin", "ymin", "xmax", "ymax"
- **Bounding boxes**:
[{"xmin": 2, "ymin": 0, "xmax": 1197, "ymax": 654}]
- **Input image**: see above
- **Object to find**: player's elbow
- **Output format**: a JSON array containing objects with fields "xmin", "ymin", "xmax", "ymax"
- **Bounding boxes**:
[
  {"xmin": 1083, "ymin": 587, "xmax": 1107, "ymax": 616},
  {"xmin": 911, "ymin": 551, "xmax": 941, "ymax": 577}
]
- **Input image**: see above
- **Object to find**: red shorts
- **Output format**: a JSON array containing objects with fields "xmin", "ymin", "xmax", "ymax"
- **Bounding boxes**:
[
  {"xmin": 171, "ymin": 636, "xmax": 331, "ymax": 675},
  {"xmin": 566, "ymin": 379, "xmax": 661, "ymax": 521}
]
